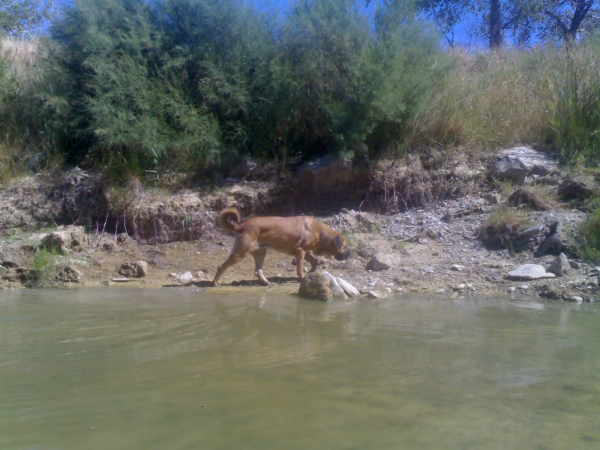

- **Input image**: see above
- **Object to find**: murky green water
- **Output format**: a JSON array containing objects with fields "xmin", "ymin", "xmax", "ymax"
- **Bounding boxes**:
[{"xmin": 0, "ymin": 289, "xmax": 599, "ymax": 450}]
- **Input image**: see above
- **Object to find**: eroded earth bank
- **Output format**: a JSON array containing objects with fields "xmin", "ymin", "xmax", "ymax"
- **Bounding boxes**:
[{"xmin": 1, "ymin": 147, "xmax": 599, "ymax": 303}]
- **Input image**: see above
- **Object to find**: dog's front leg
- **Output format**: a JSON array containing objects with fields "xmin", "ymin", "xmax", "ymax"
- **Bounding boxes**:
[
  {"xmin": 294, "ymin": 248, "xmax": 306, "ymax": 280},
  {"xmin": 304, "ymin": 252, "xmax": 319, "ymax": 272}
]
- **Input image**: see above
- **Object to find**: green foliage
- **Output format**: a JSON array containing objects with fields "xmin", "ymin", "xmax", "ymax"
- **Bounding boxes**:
[
  {"xmin": 29, "ymin": 246, "xmax": 59, "ymax": 287},
  {"xmin": 0, "ymin": 38, "xmax": 56, "ymax": 182},
  {"xmin": 0, "ymin": 0, "xmax": 52, "ymax": 37},
  {"xmin": 45, "ymin": 0, "xmax": 444, "ymax": 173},
  {"xmin": 543, "ymin": 46, "xmax": 600, "ymax": 165},
  {"xmin": 578, "ymin": 200, "xmax": 600, "ymax": 262}
]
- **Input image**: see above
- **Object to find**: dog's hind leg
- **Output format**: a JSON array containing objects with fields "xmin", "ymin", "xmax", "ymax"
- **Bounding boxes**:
[
  {"xmin": 251, "ymin": 247, "xmax": 270, "ymax": 286},
  {"xmin": 212, "ymin": 252, "xmax": 246, "ymax": 286}
]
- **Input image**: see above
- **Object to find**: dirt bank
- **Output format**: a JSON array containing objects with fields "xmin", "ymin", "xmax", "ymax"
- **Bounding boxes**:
[{"xmin": 1, "ymin": 153, "xmax": 599, "ymax": 302}]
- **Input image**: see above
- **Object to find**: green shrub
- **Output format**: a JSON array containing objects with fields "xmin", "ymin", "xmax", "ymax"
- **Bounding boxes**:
[
  {"xmin": 29, "ymin": 246, "xmax": 60, "ymax": 287},
  {"xmin": 578, "ymin": 201, "xmax": 600, "ymax": 262},
  {"xmin": 46, "ymin": 0, "xmax": 445, "ymax": 173}
]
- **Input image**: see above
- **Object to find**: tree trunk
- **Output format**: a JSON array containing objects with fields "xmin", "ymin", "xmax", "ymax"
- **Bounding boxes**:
[
  {"xmin": 567, "ymin": 1, "xmax": 593, "ymax": 41},
  {"xmin": 489, "ymin": 0, "xmax": 503, "ymax": 49}
]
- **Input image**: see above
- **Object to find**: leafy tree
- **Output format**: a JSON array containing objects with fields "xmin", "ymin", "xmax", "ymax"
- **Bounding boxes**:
[
  {"xmin": 418, "ymin": 0, "xmax": 600, "ymax": 47},
  {"xmin": 0, "ymin": 0, "xmax": 52, "ymax": 37},
  {"xmin": 536, "ymin": 1, "xmax": 600, "ymax": 42}
]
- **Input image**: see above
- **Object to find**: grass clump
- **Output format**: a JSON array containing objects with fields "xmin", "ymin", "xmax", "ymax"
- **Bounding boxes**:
[
  {"xmin": 577, "ymin": 201, "xmax": 600, "ymax": 262},
  {"xmin": 28, "ymin": 247, "xmax": 60, "ymax": 287},
  {"xmin": 479, "ymin": 207, "xmax": 531, "ymax": 250}
]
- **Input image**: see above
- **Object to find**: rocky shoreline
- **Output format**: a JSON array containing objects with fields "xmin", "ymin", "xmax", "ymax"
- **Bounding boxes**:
[{"xmin": 1, "ymin": 147, "xmax": 599, "ymax": 302}]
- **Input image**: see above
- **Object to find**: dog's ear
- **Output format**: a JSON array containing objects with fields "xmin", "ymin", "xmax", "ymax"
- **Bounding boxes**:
[{"xmin": 333, "ymin": 235, "xmax": 344, "ymax": 250}]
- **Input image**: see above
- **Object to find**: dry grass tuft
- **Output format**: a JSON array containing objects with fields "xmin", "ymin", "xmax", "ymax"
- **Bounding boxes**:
[{"xmin": 479, "ymin": 207, "xmax": 531, "ymax": 250}]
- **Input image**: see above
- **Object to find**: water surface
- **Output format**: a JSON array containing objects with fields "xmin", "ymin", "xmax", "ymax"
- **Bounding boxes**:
[{"xmin": 0, "ymin": 288, "xmax": 599, "ymax": 449}]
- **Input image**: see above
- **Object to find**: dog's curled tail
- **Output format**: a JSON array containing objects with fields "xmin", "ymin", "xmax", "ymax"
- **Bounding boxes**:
[{"xmin": 218, "ymin": 208, "xmax": 243, "ymax": 233}]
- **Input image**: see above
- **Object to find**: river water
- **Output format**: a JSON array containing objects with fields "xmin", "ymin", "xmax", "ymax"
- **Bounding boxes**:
[{"xmin": 0, "ymin": 288, "xmax": 599, "ymax": 449}]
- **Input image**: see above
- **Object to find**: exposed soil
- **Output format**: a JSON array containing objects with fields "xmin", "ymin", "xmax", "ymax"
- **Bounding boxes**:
[{"xmin": 1, "ymin": 156, "xmax": 599, "ymax": 303}]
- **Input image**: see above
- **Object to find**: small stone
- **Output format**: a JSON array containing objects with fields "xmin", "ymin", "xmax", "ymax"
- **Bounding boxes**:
[
  {"xmin": 484, "ymin": 193, "xmax": 501, "ymax": 205},
  {"xmin": 547, "ymin": 253, "xmax": 571, "ymax": 277},
  {"xmin": 169, "ymin": 273, "xmax": 178, "ymax": 278},
  {"xmin": 454, "ymin": 283, "xmax": 466, "ymax": 291},
  {"xmin": 519, "ymin": 284, "xmax": 529, "ymax": 290},
  {"xmin": 367, "ymin": 290, "xmax": 389, "ymax": 299},
  {"xmin": 119, "ymin": 261, "xmax": 148, "ymax": 278},
  {"xmin": 451, "ymin": 265, "xmax": 465, "ymax": 271},
  {"xmin": 195, "ymin": 271, "xmax": 205, "ymax": 279},
  {"xmin": 507, "ymin": 287, "xmax": 516, "ymax": 293},
  {"xmin": 571, "ymin": 296, "xmax": 583, "ymax": 303},
  {"xmin": 435, "ymin": 288, "xmax": 445, "ymax": 294},
  {"xmin": 57, "ymin": 264, "xmax": 82, "ymax": 283},
  {"xmin": 366, "ymin": 253, "xmax": 393, "ymax": 271},
  {"xmin": 178, "ymin": 272, "xmax": 194, "ymax": 283}
]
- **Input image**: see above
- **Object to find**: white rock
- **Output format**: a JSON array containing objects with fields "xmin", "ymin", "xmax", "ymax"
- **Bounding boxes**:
[
  {"xmin": 367, "ymin": 290, "xmax": 389, "ymax": 299},
  {"xmin": 336, "ymin": 277, "xmax": 360, "ymax": 297},
  {"xmin": 571, "ymin": 296, "xmax": 583, "ymax": 303},
  {"xmin": 322, "ymin": 271, "xmax": 347, "ymax": 299},
  {"xmin": 507, "ymin": 264, "xmax": 556, "ymax": 280},
  {"xmin": 178, "ymin": 272, "xmax": 194, "ymax": 283},
  {"xmin": 451, "ymin": 265, "xmax": 465, "ymax": 271},
  {"xmin": 507, "ymin": 287, "xmax": 516, "ymax": 293},
  {"xmin": 435, "ymin": 288, "xmax": 445, "ymax": 294}
]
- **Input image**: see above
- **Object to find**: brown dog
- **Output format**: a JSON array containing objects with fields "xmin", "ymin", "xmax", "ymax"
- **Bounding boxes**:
[{"xmin": 212, "ymin": 208, "xmax": 350, "ymax": 286}]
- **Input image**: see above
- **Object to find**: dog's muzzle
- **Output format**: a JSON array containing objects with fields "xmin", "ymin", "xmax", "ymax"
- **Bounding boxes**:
[{"xmin": 335, "ymin": 250, "xmax": 351, "ymax": 261}]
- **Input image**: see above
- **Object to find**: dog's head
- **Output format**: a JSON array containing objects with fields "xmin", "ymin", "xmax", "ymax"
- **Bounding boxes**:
[{"xmin": 332, "ymin": 234, "xmax": 351, "ymax": 261}]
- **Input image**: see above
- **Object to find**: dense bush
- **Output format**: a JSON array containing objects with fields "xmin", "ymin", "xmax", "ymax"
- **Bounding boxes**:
[
  {"xmin": 0, "ymin": 38, "xmax": 53, "ymax": 181},
  {"xmin": 578, "ymin": 201, "xmax": 600, "ymax": 262},
  {"xmin": 44, "ymin": 0, "xmax": 445, "ymax": 174},
  {"xmin": 2, "ymin": 0, "xmax": 600, "ymax": 181}
]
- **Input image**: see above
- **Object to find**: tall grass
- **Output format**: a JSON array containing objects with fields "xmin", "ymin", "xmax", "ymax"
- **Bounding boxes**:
[
  {"xmin": 0, "ymin": 37, "xmax": 53, "ymax": 182},
  {"xmin": 407, "ymin": 46, "xmax": 600, "ymax": 167},
  {"xmin": 407, "ymin": 49, "xmax": 547, "ymax": 152}
]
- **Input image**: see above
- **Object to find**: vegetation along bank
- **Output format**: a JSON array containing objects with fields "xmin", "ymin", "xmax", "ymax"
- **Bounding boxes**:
[{"xmin": 0, "ymin": 0, "xmax": 600, "ymax": 300}]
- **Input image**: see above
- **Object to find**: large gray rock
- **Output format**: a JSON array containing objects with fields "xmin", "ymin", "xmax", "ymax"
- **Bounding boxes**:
[
  {"xmin": 0, "ymin": 243, "xmax": 36, "ymax": 268},
  {"xmin": 298, "ymin": 272, "xmax": 334, "ymax": 301},
  {"xmin": 57, "ymin": 264, "xmax": 82, "ymax": 283},
  {"xmin": 119, "ymin": 260, "xmax": 148, "ymax": 278},
  {"xmin": 41, "ymin": 226, "xmax": 86, "ymax": 254},
  {"xmin": 492, "ymin": 147, "xmax": 558, "ymax": 185},
  {"xmin": 366, "ymin": 253, "xmax": 393, "ymax": 271},
  {"xmin": 547, "ymin": 253, "xmax": 571, "ymax": 277},
  {"xmin": 507, "ymin": 264, "xmax": 556, "ymax": 280},
  {"xmin": 558, "ymin": 176, "xmax": 598, "ymax": 200}
]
